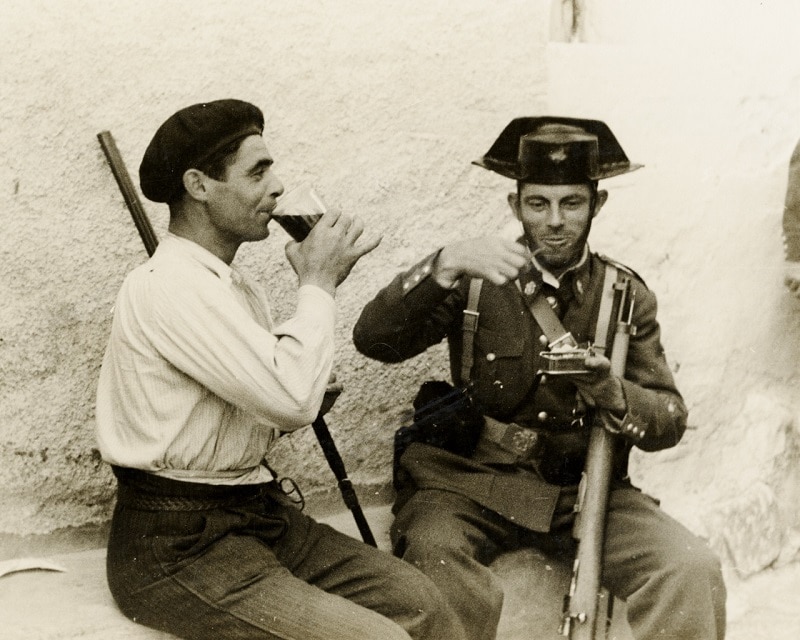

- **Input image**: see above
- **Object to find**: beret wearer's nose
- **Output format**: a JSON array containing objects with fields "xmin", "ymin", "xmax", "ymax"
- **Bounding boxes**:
[{"xmin": 139, "ymin": 99, "xmax": 265, "ymax": 203}]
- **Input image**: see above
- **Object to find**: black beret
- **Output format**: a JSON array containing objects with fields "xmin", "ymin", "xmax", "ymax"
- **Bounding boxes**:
[
  {"xmin": 473, "ymin": 116, "xmax": 642, "ymax": 184},
  {"xmin": 139, "ymin": 99, "xmax": 265, "ymax": 203}
]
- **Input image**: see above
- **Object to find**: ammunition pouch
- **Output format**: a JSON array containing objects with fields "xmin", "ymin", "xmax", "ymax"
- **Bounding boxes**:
[{"xmin": 393, "ymin": 380, "xmax": 484, "ymax": 488}]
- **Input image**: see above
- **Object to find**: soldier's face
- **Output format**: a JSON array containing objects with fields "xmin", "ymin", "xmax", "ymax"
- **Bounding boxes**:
[{"xmin": 508, "ymin": 182, "xmax": 606, "ymax": 275}]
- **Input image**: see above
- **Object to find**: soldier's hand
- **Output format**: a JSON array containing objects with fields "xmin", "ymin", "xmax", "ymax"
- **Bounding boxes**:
[
  {"xmin": 784, "ymin": 261, "xmax": 800, "ymax": 299},
  {"xmin": 286, "ymin": 209, "xmax": 382, "ymax": 295},
  {"xmin": 433, "ymin": 237, "xmax": 530, "ymax": 288},
  {"xmin": 568, "ymin": 353, "xmax": 627, "ymax": 415}
]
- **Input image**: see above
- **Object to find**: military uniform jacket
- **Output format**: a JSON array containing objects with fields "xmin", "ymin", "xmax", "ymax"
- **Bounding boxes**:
[{"xmin": 353, "ymin": 249, "xmax": 687, "ymax": 532}]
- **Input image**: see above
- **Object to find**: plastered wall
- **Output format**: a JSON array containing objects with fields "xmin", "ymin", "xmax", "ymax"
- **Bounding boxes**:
[
  {"xmin": 0, "ymin": 0, "xmax": 552, "ymax": 535},
  {"xmin": 548, "ymin": 0, "xmax": 800, "ymax": 576},
  {"xmin": 2, "ymin": 0, "xmax": 799, "ymax": 579}
]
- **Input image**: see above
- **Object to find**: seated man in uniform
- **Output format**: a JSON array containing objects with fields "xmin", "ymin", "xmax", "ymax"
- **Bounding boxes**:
[
  {"xmin": 95, "ymin": 99, "xmax": 462, "ymax": 640},
  {"xmin": 353, "ymin": 117, "xmax": 726, "ymax": 640}
]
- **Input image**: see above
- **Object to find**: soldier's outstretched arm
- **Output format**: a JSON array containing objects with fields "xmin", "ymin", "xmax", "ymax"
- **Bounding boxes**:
[{"xmin": 433, "ymin": 237, "xmax": 530, "ymax": 288}]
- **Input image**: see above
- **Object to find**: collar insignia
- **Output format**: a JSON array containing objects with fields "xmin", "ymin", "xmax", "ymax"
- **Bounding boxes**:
[{"xmin": 523, "ymin": 281, "xmax": 537, "ymax": 297}]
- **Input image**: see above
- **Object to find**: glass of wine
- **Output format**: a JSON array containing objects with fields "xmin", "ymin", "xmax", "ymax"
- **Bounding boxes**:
[{"xmin": 271, "ymin": 184, "xmax": 328, "ymax": 241}]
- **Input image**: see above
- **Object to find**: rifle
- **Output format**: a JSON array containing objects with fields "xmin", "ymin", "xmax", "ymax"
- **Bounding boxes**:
[
  {"xmin": 560, "ymin": 276, "xmax": 635, "ymax": 639},
  {"xmin": 97, "ymin": 130, "xmax": 377, "ymax": 548}
]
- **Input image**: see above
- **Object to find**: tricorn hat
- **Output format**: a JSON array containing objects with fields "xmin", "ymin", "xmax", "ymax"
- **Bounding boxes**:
[{"xmin": 472, "ymin": 116, "xmax": 641, "ymax": 184}]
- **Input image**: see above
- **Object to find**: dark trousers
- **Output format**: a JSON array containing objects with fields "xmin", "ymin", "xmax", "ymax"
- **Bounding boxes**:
[
  {"xmin": 392, "ymin": 487, "xmax": 726, "ymax": 640},
  {"xmin": 106, "ymin": 469, "xmax": 464, "ymax": 640}
]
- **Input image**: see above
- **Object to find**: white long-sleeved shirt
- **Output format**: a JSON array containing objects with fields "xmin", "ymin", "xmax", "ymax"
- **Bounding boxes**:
[{"xmin": 95, "ymin": 234, "xmax": 335, "ymax": 485}]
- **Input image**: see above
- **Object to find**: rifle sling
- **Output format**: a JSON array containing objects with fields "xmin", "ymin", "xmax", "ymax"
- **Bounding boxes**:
[{"xmin": 460, "ymin": 278, "xmax": 484, "ymax": 383}]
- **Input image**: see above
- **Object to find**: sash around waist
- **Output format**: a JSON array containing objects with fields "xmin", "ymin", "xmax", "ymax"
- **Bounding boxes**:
[{"xmin": 112, "ymin": 465, "xmax": 277, "ymax": 512}]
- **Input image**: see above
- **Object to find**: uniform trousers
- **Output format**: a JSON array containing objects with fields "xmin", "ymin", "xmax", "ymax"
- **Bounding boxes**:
[
  {"xmin": 106, "ymin": 469, "xmax": 463, "ymax": 640},
  {"xmin": 392, "ymin": 486, "xmax": 726, "ymax": 640}
]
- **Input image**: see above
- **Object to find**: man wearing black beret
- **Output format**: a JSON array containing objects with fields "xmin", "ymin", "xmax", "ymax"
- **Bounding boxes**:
[
  {"xmin": 96, "ymin": 99, "xmax": 462, "ymax": 640},
  {"xmin": 353, "ymin": 117, "xmax": 726, "ymax": 640}
]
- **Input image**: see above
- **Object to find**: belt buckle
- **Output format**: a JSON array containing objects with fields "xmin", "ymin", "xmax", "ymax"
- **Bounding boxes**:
[{"xmin": 502, "ymin": 425, "xmax": 539, "ymax": 458}]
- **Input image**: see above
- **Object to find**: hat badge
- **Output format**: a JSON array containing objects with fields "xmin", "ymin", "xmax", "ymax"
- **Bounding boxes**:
[{"xmin": 548, "ymin": 146, "xmax": 568, "ymax": 164}]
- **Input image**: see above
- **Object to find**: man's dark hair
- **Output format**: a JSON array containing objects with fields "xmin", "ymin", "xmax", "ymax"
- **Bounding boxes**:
[
  {"xmin": 167, "ymin": 137, "xmax": 246, "ymax": 206},
  {"xmin": 196, "ymin": 137, "xmax": 247, "ymax": 181}
]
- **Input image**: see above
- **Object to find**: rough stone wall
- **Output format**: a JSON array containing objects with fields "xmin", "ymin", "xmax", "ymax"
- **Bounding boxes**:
[{"xmin": 0, "ymin": 0, "xmax": 552, "ymax": 535}]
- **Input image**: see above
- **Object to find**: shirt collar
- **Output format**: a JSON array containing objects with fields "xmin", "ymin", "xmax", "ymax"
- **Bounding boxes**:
[
  {"xmin": 531, "ymin": 244, "xmax": 590, "ymax": 289},
  {"xmin": 160, "ymin": 233, "xmax": 235, "ymax": 286}
]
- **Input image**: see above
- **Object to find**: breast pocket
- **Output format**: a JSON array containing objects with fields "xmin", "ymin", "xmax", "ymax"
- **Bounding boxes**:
[{"xmin": 471, "ymin": 329, "xmax": 530, "ymax": 411}]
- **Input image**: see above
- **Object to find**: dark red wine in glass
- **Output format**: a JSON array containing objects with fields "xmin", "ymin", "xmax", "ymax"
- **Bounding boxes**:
[{"xmin": 272, "ymin": 212, "xmax": 324, "ymax": 241}]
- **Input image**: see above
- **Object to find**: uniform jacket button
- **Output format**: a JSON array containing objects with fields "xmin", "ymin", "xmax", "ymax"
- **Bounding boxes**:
[
  {"xmin": 537, "ymin": 411, "xmax": 548, "ymax": 422},
  {"xmin": 486, "ymin": 353, "xmax": 496, "ymax": 362}
]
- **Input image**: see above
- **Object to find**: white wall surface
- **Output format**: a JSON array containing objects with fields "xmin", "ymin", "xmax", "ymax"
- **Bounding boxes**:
[
  {"xmin": 547, "ymin": 0, "xmax": 800, "ymax": 576},
  {"xmin": 0, "ymin": 0, "xmax": 552, "ymax": 535}
]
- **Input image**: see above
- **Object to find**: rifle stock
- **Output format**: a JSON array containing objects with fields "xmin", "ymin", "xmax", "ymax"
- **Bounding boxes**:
[
  {"xmin": 97, "ymin": 130, "xmax": 376, "ymax": 547},
  {"xmin": 561, "ymin": 278, "xmax": 634, "ymax": 639}
]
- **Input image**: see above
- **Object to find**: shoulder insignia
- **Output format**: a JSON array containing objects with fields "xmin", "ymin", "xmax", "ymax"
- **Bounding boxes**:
[
  {"xmin": 597, "ymin": 253, "xmax": 648, "ymax": 288},
  {"xmin": 401, "ymin": 251, "xmax": 438, "ymax": 295}
]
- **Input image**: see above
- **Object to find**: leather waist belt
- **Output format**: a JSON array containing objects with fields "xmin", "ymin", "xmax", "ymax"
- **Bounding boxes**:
[
  {"xmin": 482, "ymin": 415, "xmax": 589, "ymax": 460},
  {"xmin": 483, "ymin": 416, "xmax": 544, "ymax": 459}
]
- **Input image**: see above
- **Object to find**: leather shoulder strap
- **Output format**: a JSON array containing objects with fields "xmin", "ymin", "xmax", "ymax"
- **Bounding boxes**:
[
  {"xmin": 529, "ymin": 294, "xmax": 575, "ymax": 347},
  {"xmin": 526, "ymin": 263, "xmax": 623, "ymax": 358},
  {"xmin": 461, "ymin": 265, "xmax": 625, "ymax": 383},
  {"xmin": 592, "ymin": 263, "xmax": 618, "ymax": 357},
  {"xmin": 460, "ymin": 278, "xmax": 483, "ymax": 384}
]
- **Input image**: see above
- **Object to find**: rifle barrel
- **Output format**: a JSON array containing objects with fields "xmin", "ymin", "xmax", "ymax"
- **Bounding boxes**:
[
  {"xmin": 97, "ymin": 130, "xmax": 159, "ymax": 257},
  {"xmin": 563, "ymin": 278, "xmax": 634, "ymax": 639}
]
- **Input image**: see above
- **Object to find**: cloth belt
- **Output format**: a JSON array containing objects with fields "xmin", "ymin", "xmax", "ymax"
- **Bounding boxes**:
[{"xmin": 112, "ymin": 465, "xmax": 275, "ymax": 512}]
